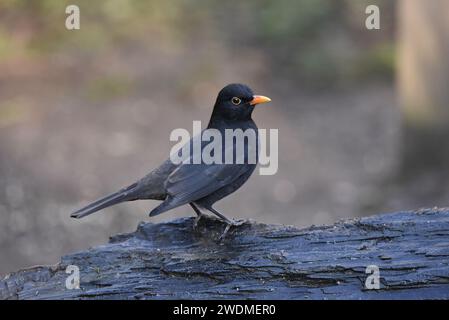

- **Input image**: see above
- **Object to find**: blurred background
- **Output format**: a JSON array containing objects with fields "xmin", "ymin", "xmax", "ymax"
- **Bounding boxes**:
[{"xmin": 1, "ymin": 0, "xmax": 449, "ymax": 275}]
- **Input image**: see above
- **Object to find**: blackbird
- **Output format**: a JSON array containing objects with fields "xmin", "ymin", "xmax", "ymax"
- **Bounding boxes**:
[{"xmin": 71, "ymin": 83, "xmax": 271, "ymax": 240}]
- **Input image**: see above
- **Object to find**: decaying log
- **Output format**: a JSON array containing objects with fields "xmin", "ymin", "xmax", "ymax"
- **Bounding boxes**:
[{"xmin": 1, "ymin": 208, "xmax": 449, "ymax": 299}]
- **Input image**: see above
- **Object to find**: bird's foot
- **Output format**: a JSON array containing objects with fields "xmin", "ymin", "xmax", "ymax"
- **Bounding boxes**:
[
  {"xmin": 217, "ymin": 219, "xmax": 244, "ymax": 243},
  {"xmin": 218, "ymin": 223, "xmax": 231, "ymax": 242}
]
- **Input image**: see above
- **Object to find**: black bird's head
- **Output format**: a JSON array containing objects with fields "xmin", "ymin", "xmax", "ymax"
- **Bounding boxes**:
[{"xmin": 210, "ymin": 83, "xmax": 271, "ymax": 122}]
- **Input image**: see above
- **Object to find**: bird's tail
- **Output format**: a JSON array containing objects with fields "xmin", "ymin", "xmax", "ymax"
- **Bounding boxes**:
[{"xmin": 71, "ymin": 183, "xmax": 139, "ymax": 219}]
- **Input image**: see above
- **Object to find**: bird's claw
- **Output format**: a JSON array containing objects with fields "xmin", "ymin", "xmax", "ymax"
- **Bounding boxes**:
[
  {"xmin": 217, "ymin": 219, "xmax": 244, "ymax": 242},
  {"xmin": 218, "ymin": 223, "xmax": 231, "ymax": 242}
]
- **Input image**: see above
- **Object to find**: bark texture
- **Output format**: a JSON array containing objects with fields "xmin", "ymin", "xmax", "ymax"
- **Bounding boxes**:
[{"xmin": 1, "ymin": 208, "xmax": 449, "ymax": 300}]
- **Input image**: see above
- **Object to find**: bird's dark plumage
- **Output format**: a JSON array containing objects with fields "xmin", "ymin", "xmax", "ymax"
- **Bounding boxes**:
[{"xmin": 71, "ymin": 83, "xmax": 271, "ymax": 238}]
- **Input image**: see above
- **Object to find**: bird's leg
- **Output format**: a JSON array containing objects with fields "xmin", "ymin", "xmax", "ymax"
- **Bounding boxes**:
[
  {"xmin": 190, "ymin": 203, "xmax": 204, "ymax": 230},
  {"xmin": 205, "ymin": 207, "xmax": 236, "ymax": 241}
]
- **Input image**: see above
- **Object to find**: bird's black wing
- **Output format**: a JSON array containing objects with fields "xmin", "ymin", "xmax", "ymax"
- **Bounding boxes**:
[
  {"xmin": 166, "ymin": 162, "xmax": 249, "ymax": 204},
  {"xmin": 148, "ymin": 161, "xmax": 251, "ymax": 216},
  {"xmin": 165, "ymin": 133, "xmax": 256, "ymax": 206}
]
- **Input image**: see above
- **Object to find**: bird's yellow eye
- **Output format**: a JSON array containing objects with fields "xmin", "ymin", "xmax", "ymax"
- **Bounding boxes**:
[{"xmin": 231, "ymin": 97, "xmax": 242, "ymax": 105}]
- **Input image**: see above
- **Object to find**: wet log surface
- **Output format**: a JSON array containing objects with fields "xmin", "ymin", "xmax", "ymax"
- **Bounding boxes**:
[{"xmin": 1, "ymin": 208, "xmax": 449, "ymax": 300}]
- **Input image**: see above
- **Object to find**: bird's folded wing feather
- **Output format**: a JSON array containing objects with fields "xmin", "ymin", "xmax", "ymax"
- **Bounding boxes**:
[
  {"xmin": 163, "ymin": 130, "xmax": 257, "ymax": 207},
  {"xmin": 165, "ymin": 162, "xmax": 250, "ymax": 206}
]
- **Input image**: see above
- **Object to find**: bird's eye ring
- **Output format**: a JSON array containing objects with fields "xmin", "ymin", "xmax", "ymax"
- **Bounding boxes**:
[{"xmin": 231, "ymin": 97, "xmax": 242, "ymax": 105}]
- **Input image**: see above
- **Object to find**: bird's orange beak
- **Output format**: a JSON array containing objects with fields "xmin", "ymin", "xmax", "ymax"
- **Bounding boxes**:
[{"xmin": 250, "ymin": 95, "xmax": 271, "ymax": 106}]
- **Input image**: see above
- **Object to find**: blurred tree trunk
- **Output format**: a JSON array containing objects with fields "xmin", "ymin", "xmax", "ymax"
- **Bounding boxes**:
[{"xmin": 398, "ymin": 0, "xmax": 449, "ymax": 179}]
